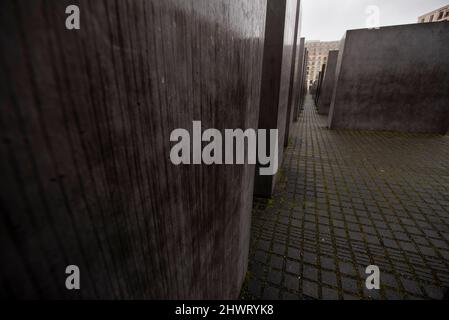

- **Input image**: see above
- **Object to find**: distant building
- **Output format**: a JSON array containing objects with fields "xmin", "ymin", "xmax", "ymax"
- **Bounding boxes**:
[
  {"xmin": 305, "ymin": 40, "xmax": 340, "ymax": 88},
  {"xmin": 418, "ymin": 4, "xmax": 449, "ymax": 23}
]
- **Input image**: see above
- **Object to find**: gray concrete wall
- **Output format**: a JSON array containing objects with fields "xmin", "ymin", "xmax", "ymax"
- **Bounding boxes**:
[
  {"xmin": 317, "ymin": 50, "xmax": 339, "ymax": 115},
  {"xmin": 293, "ymin": 37, "xmax": 306, "ymax": 121},
  {"xmin": 0, "ymin": 0, "xmax": 267, "ymax": 299},
  {"xmin": 314, "ymin": 65, "xmax": 326, "ymax": 107},
  {"xmin": 301, "ymin": 46, "xmax": 308, "ymax": 109},
  {"xmin": 310, "ymin": 78, "xmax": 317, "ymax": 96},
  {"xmin": 329, "ymin": 22, "xmax": 449, "ymax": 134},
  {"xmin": 254, "ymin": 0, "xmax": 300, "ymax": 197},
  {"xmin": 299, "ymin": 48, "xmax": 309, "ymax": 113},
  {"xmin": 284, "ymin": 4, "xmax": 302, "ymax": 147}
]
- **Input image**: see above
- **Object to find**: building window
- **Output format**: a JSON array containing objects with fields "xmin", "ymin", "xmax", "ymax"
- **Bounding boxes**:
[
  {"xmin": 445, "ymin": 11, "xmax": 449, "ymax": 17},
  {"xmin": 438, "ymin": 11, "xmax": 444, "ymax": 20},
  {"xmin": 429, "ymin": 15, "xmax": 434, "ymax": 21}
]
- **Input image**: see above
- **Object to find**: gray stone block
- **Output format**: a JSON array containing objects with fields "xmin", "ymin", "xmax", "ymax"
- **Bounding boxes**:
[
  {"xmin": 317, "ymin": 50, "xmax": 339, "ymax": 115},
  {"xmin": 254, "ymin": 0, "xmax": 301, "ymax": 197},
  {"xmin": 329, "ymin": 22, "xmax": 449, "ymax": 134},
  {"xmin": 313, "ymin": 64, "xmax": 326, "ymax": 107},
  {"xmin": 293, "ymin": 37, "xmax": 307, "ymax": 121},
  {"xmin": 284, "ymin": 8, "xmax": 303, "ymax": 147},
  {"xmin": 0, "ymin": 0, "xmax": 267, "ymax": 299}
]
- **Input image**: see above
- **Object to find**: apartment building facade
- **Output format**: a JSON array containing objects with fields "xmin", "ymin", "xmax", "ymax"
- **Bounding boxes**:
[
  {"xmin": 305, "ymin": 40, "xmax": 340, "ymax": 88},
  {"xmin": 418, "ymin": 4, "xmax": 449, "ymax": 23}
]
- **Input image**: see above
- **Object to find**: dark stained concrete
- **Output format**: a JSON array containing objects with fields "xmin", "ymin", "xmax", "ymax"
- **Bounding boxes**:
[
  {"xmin": 317, "ymin": 50, "xmax": 339, "ymax": 115},
  {"xmin": 254, "ymin": 0, "xmax": 301, "ymax": 197},
  {"xmin": 309, "ymin": 78, "xmax": 317, "ymax": 96},
  {"xmin": 329, "ymin": 22, "xmax": 449, "ymax": 134},
  {"xmin": 293, "ymin": 37, "xmax": 306, "ymax": 122},
  {"xmin": 299, "ymin": 46, "xmax": 308, "ymax": 114},
  {"xmin": 0, "ymin": 0, "xmax": 267, "ymax": 299},
  {"xmin": 284, "ymin": 4, "xmax": 302, "ymax": 148},
  {"xmin": 314, "ymin": 64, "xmax": 326, "ymax": 107}
]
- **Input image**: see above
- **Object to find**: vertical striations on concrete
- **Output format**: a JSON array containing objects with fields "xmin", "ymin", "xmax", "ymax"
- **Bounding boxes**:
[
  {"xmin": 293, "ymin": 37, "xmax": 306, "ymax": 122},
  {"xmin": 314, "ymin": 64, "xmax": 326, "ymax": 107},
  {"xmin": 284, "ymin": 4, "xmax": 303, "ymax": 147},
  {"xmin": 0, "ymin": 0, "xmax": 267, "ymax": 299}
]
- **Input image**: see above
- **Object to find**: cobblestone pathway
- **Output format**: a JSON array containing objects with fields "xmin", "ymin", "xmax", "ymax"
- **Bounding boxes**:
[{"xmin": 241, "ymin": 94, "xmax": 449, "ymax": 300}]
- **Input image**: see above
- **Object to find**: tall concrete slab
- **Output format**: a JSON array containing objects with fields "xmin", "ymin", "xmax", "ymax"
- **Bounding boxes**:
[
  {"xmin": 317, "ymin": 50, "xmax": 339, "ymax": 115},
  {"xmin": 329, "ymin": 22, "xmax": 449, "ymax": 134},
  {"xmin": 314, "ymin": 64, "xmax": 326, "ymax": 107},
  {"xmin": 298, "ymin": 44, "xmax": 308, "ymax": 115},
  {"xmin": 284, "ymin": 4, "xmax": 303, "ymax": 147},
  {"xmin": 299, "ymin": 48, "xmax": 309, "ymax": 113},
  {"xmin": 0, "ymin": 0, "xmax": 267, "ymax": 299},
  {"xmin": 293, "ymin": 37, "xmax": 306, "ymax": 121},
  {"xmin": 254, "ymin": 0, "xmax": 301, "ymax": 197},
  {"xmin": 310, "ymin": 78, "xmax": 318, "ymax": 96}
]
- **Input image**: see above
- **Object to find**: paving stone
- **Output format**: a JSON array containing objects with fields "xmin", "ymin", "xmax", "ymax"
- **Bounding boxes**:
[
  {"xmin": 263, "ymin": 286, "xmax": 280, "ymax": 300},
  {"xmin": 410, "ymin": 295, "xmax": 426, "ymax": 300},
  {"xmin": 256, "ymin": 240, "xmax": 270, "ymax": 251},
  {"xmin": 272, "ymin": 243, "xmax": 286, "ymax": 256},
  {"xmin": 385, "ymin": 289, "xmax": 405, "ymax": 300},
  {"xmin": 249, "ymin": 262, "xmax": 265, "ymax": 278},
  {"xmin": 343, "ymin": 294, "xmax": 360, "ymax": 300},
  {"xmin": 267, "ymin": 270, "xmax": 282, "ymax": 285},
  {"xmin": 341, "ymin": 277, "xmax": 359, "ymax": 295},
  {"xmin": 302, "ymin": 251, "xmax": 317, "ymax": 264},
  {"xmin": 270, "ymin": 255, "xmax": 284, "ymax": 269},
  {"xmin": 363, "ymin": 287, "xmax": 382, "ymax": 300},
  {"xmin": 287, "ymin": 247, "xmax": 301, "ymax": 260},
  {"xmin": 382, "ymin": 238, "xmax": 400, "ymax": 249},
  {"xmin": 365, "ymin": 235, "xmax": 381, "ymax": 245},
  {"xmin": 321, "ymin": 270, "xmax": 338, "ymax": 287},
  {"xmin": 339, "ymin": 262, "xmax": 357, "ymax": 277},
  {"xmin": 381, "ymin": 272, "xmax": 398, "ymax": 288},
  {"xmin": 399, "ymin": 241, "xmax": 416, "ymax": 252},
  {"xmin": 284, "ymin": 274, "xmax": 299, "ymax": 291},
  {"xmin": 281, "ymin": 291, "xmax": 299, "ymax": 300},
  {"xmin": 302, "ymin": 280, "xmax": 319, "ymax": 299},
  {"xmin": 400, "ymin": 278, "xmax": 423, "ymax": 296},
  {"xmin": 286, "ymin": 260, "xmax": 300, "ymax": 275},
  {"xmin": 322, "ymin": 287, "xmax": 339, "ymax": 300},
  {"xmin": 424, "ymin": 285, "xmax": 445, "ymax": 300},
  {"xmin": 248, "ymin": 278, "xmax": 263, "ymax": 297},
  {"xmin": 302, "ymin": 264, "xmax": 319, "ymax": 282}
]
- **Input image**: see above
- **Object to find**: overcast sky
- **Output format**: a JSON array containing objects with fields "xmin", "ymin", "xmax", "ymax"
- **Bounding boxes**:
[{"xmin": 301, "ymin": 0, "xmax": 449, "ymax": 41}]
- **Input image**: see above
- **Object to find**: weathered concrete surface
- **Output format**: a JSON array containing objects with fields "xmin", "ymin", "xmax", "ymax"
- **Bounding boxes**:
[
  {"xmin": 329, "ymin": 22, "xmax": 449, "ymax": 134},
  {"xmin": 317, "ymin": 50, "xmax": 338, "ymax": 115},
  {"xmin": 0, "ymin": 0, "xmax": 267, "ymax": 299},
  {"xmin": 293, "ymin": 37, "xmax": 306, "ymax": 121},
  {"xmin": 312, "ymin": 75, "xmax": 320, "ymax": 101},
  {"xmin": 284, "ymin": 5, "xmax": 302, "ymax": 147},
  {"xmin": 298, "ymin": 44, "xmax": 308, "ymax": 115},
  {"xmin": 254, "ymin": 0, "xmax": 300, "ymax": 197},
  {"xmin": 302, "ymin": 47, "xmax": 308, "ymax": 104},
  {"xmin": 314, "ymin": 64, "xmax": 326, "ymax": 107}
]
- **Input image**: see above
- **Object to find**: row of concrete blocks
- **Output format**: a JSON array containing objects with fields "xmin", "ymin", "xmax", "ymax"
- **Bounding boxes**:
[
  {"xmin": 0, "ymin": 0, "xmax": 306, "ymax": 299},
  {"xmin": 254, "ymin": 0, "xmax": 307, "ymax": 198},
  {"xmin": 314, "ymin": 21, "xmax": 449, "ymax": 135}
]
